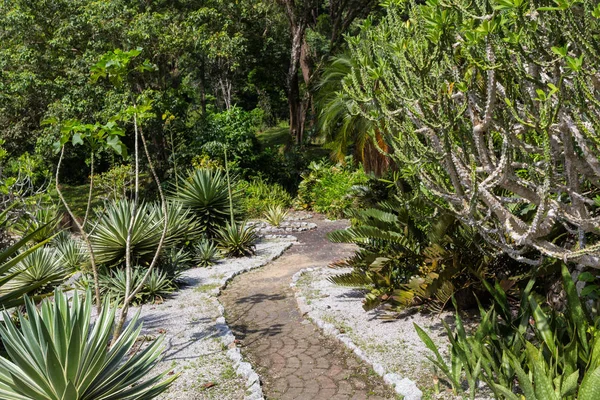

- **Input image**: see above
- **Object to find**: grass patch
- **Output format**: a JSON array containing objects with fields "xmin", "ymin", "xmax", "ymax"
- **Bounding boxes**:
[
  {"xmin": 257, "ymin": 125, "xmax": 290, "ymax": 149},
  {"xmin": 193, "ymin": 283, "xmax": 221, "ymax": 294},
  {"xmin": 51, "ymin": 184, "xmax": 103, "ymax": 218}
]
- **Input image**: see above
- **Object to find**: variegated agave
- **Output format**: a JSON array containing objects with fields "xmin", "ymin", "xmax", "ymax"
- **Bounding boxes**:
[{"xmin": 0, "ymin": 289, "xmax": 177, "ymax": 399}]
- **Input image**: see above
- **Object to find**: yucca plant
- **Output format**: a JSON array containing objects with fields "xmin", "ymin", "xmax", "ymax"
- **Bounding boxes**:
[
  {"xmin": 194, "ymin": 239, "xmax": 219, "ymax": 267},
  {"xmin": 159, "ymin": 247, "xmax": 193, "ymax": 281},
  {"xmin": 143, "ymin": 269, "xmax": 176, "ymax": 303},
  {"xmin": 263, "ymin": 204, "xmax": 288, "ymax": 227},
  {"xmin": 215, "ymin": 222, "xmax": 258, "ymax": 258},
  {"xmin": 90, "ymin": 201, "xmax": 163, "ymax": 266},
  {"xmin": 174, "ymin": 168, "xmax": 239, "ymax": 236},
  {"xmin": 0, "ymin": 223, "xmax": 58, "ymax": 307},
  {"xmin": 99, "ymin": 267, "xmax": 176, "ymax": 306},
  {"xmin": 90, "ymin": 200, "xmax": 196, "ymax": 267},
  {"xmin": 0, "ymin": 289, "xmax": 176, "ymax": 399}
]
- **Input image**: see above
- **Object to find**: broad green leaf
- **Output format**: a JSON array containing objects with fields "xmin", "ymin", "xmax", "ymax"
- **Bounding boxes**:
[{"xmin": 579, "ymin": 365, "xmax": 600, "ymax": 400}]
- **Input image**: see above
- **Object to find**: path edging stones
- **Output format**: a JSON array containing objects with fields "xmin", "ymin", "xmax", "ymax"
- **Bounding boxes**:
[
  {"xmin": 215, "ymin": 238, "xmax": 296, "ymax": 400},
  {"xmin": 290, "ymin": 267, "xmax": 424, "ymax": 400}
]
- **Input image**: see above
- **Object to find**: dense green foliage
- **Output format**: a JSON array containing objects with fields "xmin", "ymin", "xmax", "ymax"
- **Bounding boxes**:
[
  {"xmin": 337, "ymin": 0, "xmax": 600, "ymax": 267},
  {"xmin": 0, "ymin": 0, "xmax": 291, "ymax": 182},
  {"xmin": 295, "ymin": 159, "xmax": 368, "ymax": 218},
  {"xmin": 417, "ymin": 265, "xmax": 600, "ymax": 399},
  {"xmin": 237, "ymin": 178, "xmax": 293, "ymax": 218}
]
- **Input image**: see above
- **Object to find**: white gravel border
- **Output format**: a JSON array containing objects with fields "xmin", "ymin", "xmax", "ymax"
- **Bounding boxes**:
[
  {"xmin": 290, "ymin": 267, "xmax": 424, "ymax": 400},
  {"xmin": 119, "ymin": 237, "xmax": 296, "ymax": 400}
]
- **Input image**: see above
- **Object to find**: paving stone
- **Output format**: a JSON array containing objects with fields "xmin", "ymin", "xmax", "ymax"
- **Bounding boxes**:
[{"xmin": 220, "ymin": 216, "xmax": 396, "ymax": 399}]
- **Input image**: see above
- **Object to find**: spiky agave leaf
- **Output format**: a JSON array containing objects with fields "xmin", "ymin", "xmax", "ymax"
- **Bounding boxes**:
[
  {"xmin": 4, "ymin": 247, "xmax": 69, "ymax": 296},
  {"xmin": 90, "ymin": 200, "xmax": 163, "ymax": 266},
  {"xmin": 0, "ymin": 289, "xmax": 177, "ymax": 399},
  {"xmin": 174, "ymin": 168, "xmax": 239, "ymax": 236},
  {"xmin": 194, "ymin": 239, "xmax": 219, "ymax": 267},
  {"xmin": 215, "ymin": 222, "xmax": 258, "ymax": 258},
  {"xmin": 263, "ymin": 204, "xmax": 288, "ymax": 227}
]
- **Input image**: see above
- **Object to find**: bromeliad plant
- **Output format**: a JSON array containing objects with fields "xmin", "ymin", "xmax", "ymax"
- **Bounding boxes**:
[
  {"xmin": 416, "ymin": 265, "xmax": 600, "ymax": 399},
  {"xmin": 0, "ymin": 289, "xmax": 176, "ymax": 399}
]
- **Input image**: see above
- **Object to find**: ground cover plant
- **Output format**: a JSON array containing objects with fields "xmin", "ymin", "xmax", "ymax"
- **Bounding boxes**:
[{"xmin": 416, "ymin": 265, "xmax": 600, "ymax": 399}]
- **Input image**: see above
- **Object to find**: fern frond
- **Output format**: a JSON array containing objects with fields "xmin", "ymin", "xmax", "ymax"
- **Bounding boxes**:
[{"xmin": 328, "ymin": 272, "xmax": 372, "ymax": 288}]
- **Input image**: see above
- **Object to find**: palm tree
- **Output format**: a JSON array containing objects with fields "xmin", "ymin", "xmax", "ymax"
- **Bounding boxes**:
[{"xmin": 315, "ymin": 53, "xmax": 391, "ymax": 176}]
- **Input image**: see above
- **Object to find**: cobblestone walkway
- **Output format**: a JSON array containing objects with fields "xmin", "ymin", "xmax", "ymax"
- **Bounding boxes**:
[{"xmin": 220, "ymin": 217, "xmax": 396, "ymax": 400}]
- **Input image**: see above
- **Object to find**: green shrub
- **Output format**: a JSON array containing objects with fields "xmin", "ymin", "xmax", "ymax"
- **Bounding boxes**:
[
  {"xmin": 327, "ymin": 194, "xmax": 520, "ymax": 312},
  {"xmin": 92, "ymin": 164, "xmax": 135, "ymax": 201},
  {"xmin": 215, "ymin": 222, "xmax": 258, "ymax": 258},
  {"xmin": 0, "ymin": 289, "xmax": 176, "ymax": 399},
  {"xmin": 194, "ymin": 239, "xmax": 219, "ymax": 267},
  {"xmin": 295, "ymin": 159, "xmax": 367, "ymax": 218},
  {"xmin": 174, "ymin": 168, "xmax": 239, "ymax": 237},
  {"xmin": 237, "ymin": 178, "xmax": 292, "ymax": 218},
  {"xmin": 187, "ymin": 107, "xmax": 263, "ymax": 177},
  {"xmin": 416, "ymin": 265, "xmax": 600, "ymax": 399}
]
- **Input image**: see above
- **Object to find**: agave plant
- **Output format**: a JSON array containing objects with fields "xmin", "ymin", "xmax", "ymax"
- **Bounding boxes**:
[
  {"xmin": 0, "ymin": 223, "xmax": 58, "ymax": 307},
  {"xmin": 90, "ymin": 200, "xmax": 197, "ymax": 266},
  {"xmin": 99, "ymin": 267, "xmax": 176, "ymax": 306},
  {"xmin": 0, "ymin": 289, "xmax": 176, "ymax": 399},
  {"xmin": 194, "ymin": 239, "xmax": 219, "ymax": 267},
  {"xmin": 54, "ymin": 232, "xmax": 89, "ymax": 272},
  {"xmin": 159, "ymin": 247, "xmax": 193, "ymax": 281},
  {"xmin": 90, "ymin": 200, "xmax": 162, "ymax": 266},
  {"xmin": 215, "ymin": 222, "xmax": 258, "ymax": 258},
  {"xmin": 174, "ymin": 168, "xmax": 239, "ymax": 236},
  {"xmin": 5, "ymin": 247, "xmax": 68, "ymax": 296},
  {"xmin": 263, "ymin": 204, "xmax": 288, "ymax": 227},
  {"xmin": 12, "ymin": 206, "xmax": 61, "ymax": 243}
]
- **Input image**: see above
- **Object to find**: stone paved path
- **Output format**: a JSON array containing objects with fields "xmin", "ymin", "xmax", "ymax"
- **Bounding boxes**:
[{"xmin": 220, "ymin": 216, "xmax": 396, "ymax": 400}]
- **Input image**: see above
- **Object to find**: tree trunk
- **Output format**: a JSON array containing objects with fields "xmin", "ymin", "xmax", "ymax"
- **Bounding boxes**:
[
  {"xmin": 199, "ymin": 58, "xmax": 207, "ymax": 115},
  {"xmin": 287, "ymin": 23, "xmax": 305, "ymax": 145}
]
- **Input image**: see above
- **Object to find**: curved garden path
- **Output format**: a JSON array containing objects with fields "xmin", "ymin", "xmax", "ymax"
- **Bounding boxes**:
[{"xmin": 220, "ymin": 216, "xmax": 396, "ymax": 400}]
